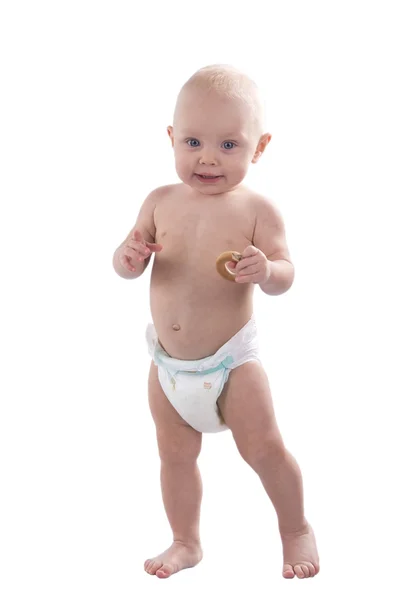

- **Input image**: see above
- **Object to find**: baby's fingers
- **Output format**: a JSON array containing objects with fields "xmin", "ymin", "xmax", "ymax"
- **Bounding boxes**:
[
  {"xmin": 145, "ymin": 241, "xmax": 163, "ymax": 252},
  {"xmin": 226, "ymin": 261, "xmax": 238, "ymax": 270},
  {"xmin": 120, "ymin": 254, "xmax": 136, "ymax": 271},
  {"xmin": 125, "ymin": 241, "xmax": 148, "ymax": 258}
]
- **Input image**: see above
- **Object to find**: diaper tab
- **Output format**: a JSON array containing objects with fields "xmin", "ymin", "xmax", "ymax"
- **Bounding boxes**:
[
  {"xmin": 221, "ymin": 355, "xmax": 234, "ymax": 368},
  {"xmin": 198, "ymin": 355, "xmax": 234, "ymax": 376}
]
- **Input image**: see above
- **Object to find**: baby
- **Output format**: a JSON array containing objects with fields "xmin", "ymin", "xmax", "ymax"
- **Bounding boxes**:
[{"xmin": 113, "ymin": 65, "xmax": 319, "ymax": 579}]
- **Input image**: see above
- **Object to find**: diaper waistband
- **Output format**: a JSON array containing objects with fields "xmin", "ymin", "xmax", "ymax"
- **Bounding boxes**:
[
  {"xmin": 157, "ymin": 353, "xmax": 234, "ymax": 376},
  {"xmin": 146, "ymin": 314, "xmax": 257, "ymax": 376}
]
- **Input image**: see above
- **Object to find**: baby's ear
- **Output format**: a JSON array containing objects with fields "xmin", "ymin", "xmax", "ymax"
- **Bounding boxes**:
[
  {"xmin": 252, "ymin": 132, "xmax": 272, "ymax": 163},
  {"xmin": 167, "ymin": 126, "xmax": 174, "ymax": 147}
]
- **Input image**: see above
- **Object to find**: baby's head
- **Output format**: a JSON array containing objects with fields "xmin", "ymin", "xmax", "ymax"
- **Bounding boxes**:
[{"xmin": 168, "ymin": 64, "xmax": 271, "ymax": 195}]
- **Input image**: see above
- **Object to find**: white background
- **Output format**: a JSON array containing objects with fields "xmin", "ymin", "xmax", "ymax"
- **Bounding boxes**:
[{"xmin": 1, "ymin": 1, "xmax": 399, "ymax": 598}]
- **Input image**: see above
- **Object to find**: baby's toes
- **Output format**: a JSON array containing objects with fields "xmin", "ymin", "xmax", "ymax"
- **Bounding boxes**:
[
  {"xmin": 307, "ymin": 562, "xmax": 316, "ymax": 577},
  {"xmin": 283, "ymin": 563, "xmax": 295, "ymax": 578},
  {"xmin": 296, "ymin": 562, "xmax": 318, "ymax": 578},
  {"xmin": 146, "ymin": 559, "xmax": 163, "ymax": 575},
  {"xmin": 294, "ymin": 564, "xmax": 307, "ymax": 578},
  {"xmin": 156, "ymin": 564, "xmax": 174, "ymax": 578},
  {"xmin": 299, "ymin": 562, "xmax": 316, "ymax": 577}
]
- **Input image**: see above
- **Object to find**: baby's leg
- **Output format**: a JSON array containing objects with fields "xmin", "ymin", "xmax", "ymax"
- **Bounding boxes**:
[
  {"xmin": 144, "ymin": 361, "xmax": 203, "ymax": 579},
  {"xmin": 218, "ymin": 361, "xmax": 320, "ymax": 579}
]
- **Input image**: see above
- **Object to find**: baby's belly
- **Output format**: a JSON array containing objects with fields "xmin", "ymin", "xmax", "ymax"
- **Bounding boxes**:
[{"xmin": 149, "ymin": 268, "xmax": 254, "ymax": 360}]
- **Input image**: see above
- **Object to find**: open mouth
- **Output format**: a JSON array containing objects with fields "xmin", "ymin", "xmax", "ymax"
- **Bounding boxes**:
[{"xmin": 195, "ymin": 174, "xmax": 223, "ymax": 183}]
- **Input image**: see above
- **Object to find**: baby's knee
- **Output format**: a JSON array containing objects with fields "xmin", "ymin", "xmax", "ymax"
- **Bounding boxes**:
[
  {"xmin": 240, "ymin": 434, "xmax": 286, "ymax": 470},
  {"xmin": 157, "ymin": 426, "xmax": 202, "ymax": 464}
]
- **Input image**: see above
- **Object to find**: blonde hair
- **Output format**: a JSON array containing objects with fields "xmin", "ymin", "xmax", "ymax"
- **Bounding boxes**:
[{"xmin": 175, "ymin": 64, "xmax": 265, "ymax": 134}]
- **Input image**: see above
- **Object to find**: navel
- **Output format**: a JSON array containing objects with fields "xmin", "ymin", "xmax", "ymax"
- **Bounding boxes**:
[{"xmin": 172, "ymin": 324, "xmax": 181, "ymax": 331}]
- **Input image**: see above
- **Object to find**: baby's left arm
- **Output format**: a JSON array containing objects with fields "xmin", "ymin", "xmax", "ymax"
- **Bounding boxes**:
[{"xmin": 250, "ymin": 196, "xmax": 295, "ymax": 295}]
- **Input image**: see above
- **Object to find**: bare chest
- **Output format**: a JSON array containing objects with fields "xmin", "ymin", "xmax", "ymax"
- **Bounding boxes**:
[
  {"xmin": 148, "ymin": 188, "xmax": 257, "ymax": 358},
  {"xmin": 153, "ymin": 191, "xmax": 256, "ymax": 276}
]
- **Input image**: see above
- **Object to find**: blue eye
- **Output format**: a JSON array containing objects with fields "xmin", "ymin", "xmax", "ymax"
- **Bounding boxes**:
[
  {"xmin": 187, "ymin": 138, "xmax": 200, "ymax": 147},
  {"xmin": 222, "ymin": 141, "xmax": 236, "ymax": 150}
]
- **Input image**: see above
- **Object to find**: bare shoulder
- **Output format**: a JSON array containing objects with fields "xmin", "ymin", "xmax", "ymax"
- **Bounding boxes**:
[
  {"xmin": 251, "ymin": 191, "xmax": 284, "ymax": 224},
  {"xmin": 236, "ymin": 187, "xmax": 279, "ymax": 219},
  {"xmin": 148, "ymin": 183, "xmax": 184, "ymax": 204}
]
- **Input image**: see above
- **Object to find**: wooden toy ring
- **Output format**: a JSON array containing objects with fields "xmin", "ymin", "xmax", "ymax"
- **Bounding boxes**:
[{"xmin": 216, "ymin": 250, "xmax": 243, "ymax": 282}]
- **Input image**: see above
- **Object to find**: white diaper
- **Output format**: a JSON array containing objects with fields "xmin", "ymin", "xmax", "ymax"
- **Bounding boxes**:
[{"xmin": 145, "ymin": 314, "xmax": 261, "ymax": 433}]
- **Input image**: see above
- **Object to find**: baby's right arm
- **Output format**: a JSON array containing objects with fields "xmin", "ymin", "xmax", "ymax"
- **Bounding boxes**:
[{"xmin": 112, "ymin": 189, "xmax": 163, "ymax": 279}]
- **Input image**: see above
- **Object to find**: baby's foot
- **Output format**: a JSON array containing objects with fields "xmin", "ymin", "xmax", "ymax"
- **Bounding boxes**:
[
  {"xmin": 280, "ymin": 522, "xmax": 320, "ymax": 579},
  {"xmin": 144, "ymin": 541, "xmax": 203, "ymax": 579}
]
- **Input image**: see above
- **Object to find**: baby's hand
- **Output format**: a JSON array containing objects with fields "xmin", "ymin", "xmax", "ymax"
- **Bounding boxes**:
[
  {"xmin": 227, "ymin": 245, "xmax": 271, "ymax": 284},
  {"xmin": 120, "ymin": 229, "xmax": 163, "ymax": 272}
]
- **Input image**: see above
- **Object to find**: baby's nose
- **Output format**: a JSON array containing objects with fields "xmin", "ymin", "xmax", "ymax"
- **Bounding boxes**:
[{"xmin": 199, "ymin": 154, "xmax": 217, "ymax": 165}]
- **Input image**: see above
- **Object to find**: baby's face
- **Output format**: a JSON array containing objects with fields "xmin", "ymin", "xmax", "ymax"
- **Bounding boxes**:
[{"xmin": 168, "ymin": 89, "xmax": 268, "ymax": 196}]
